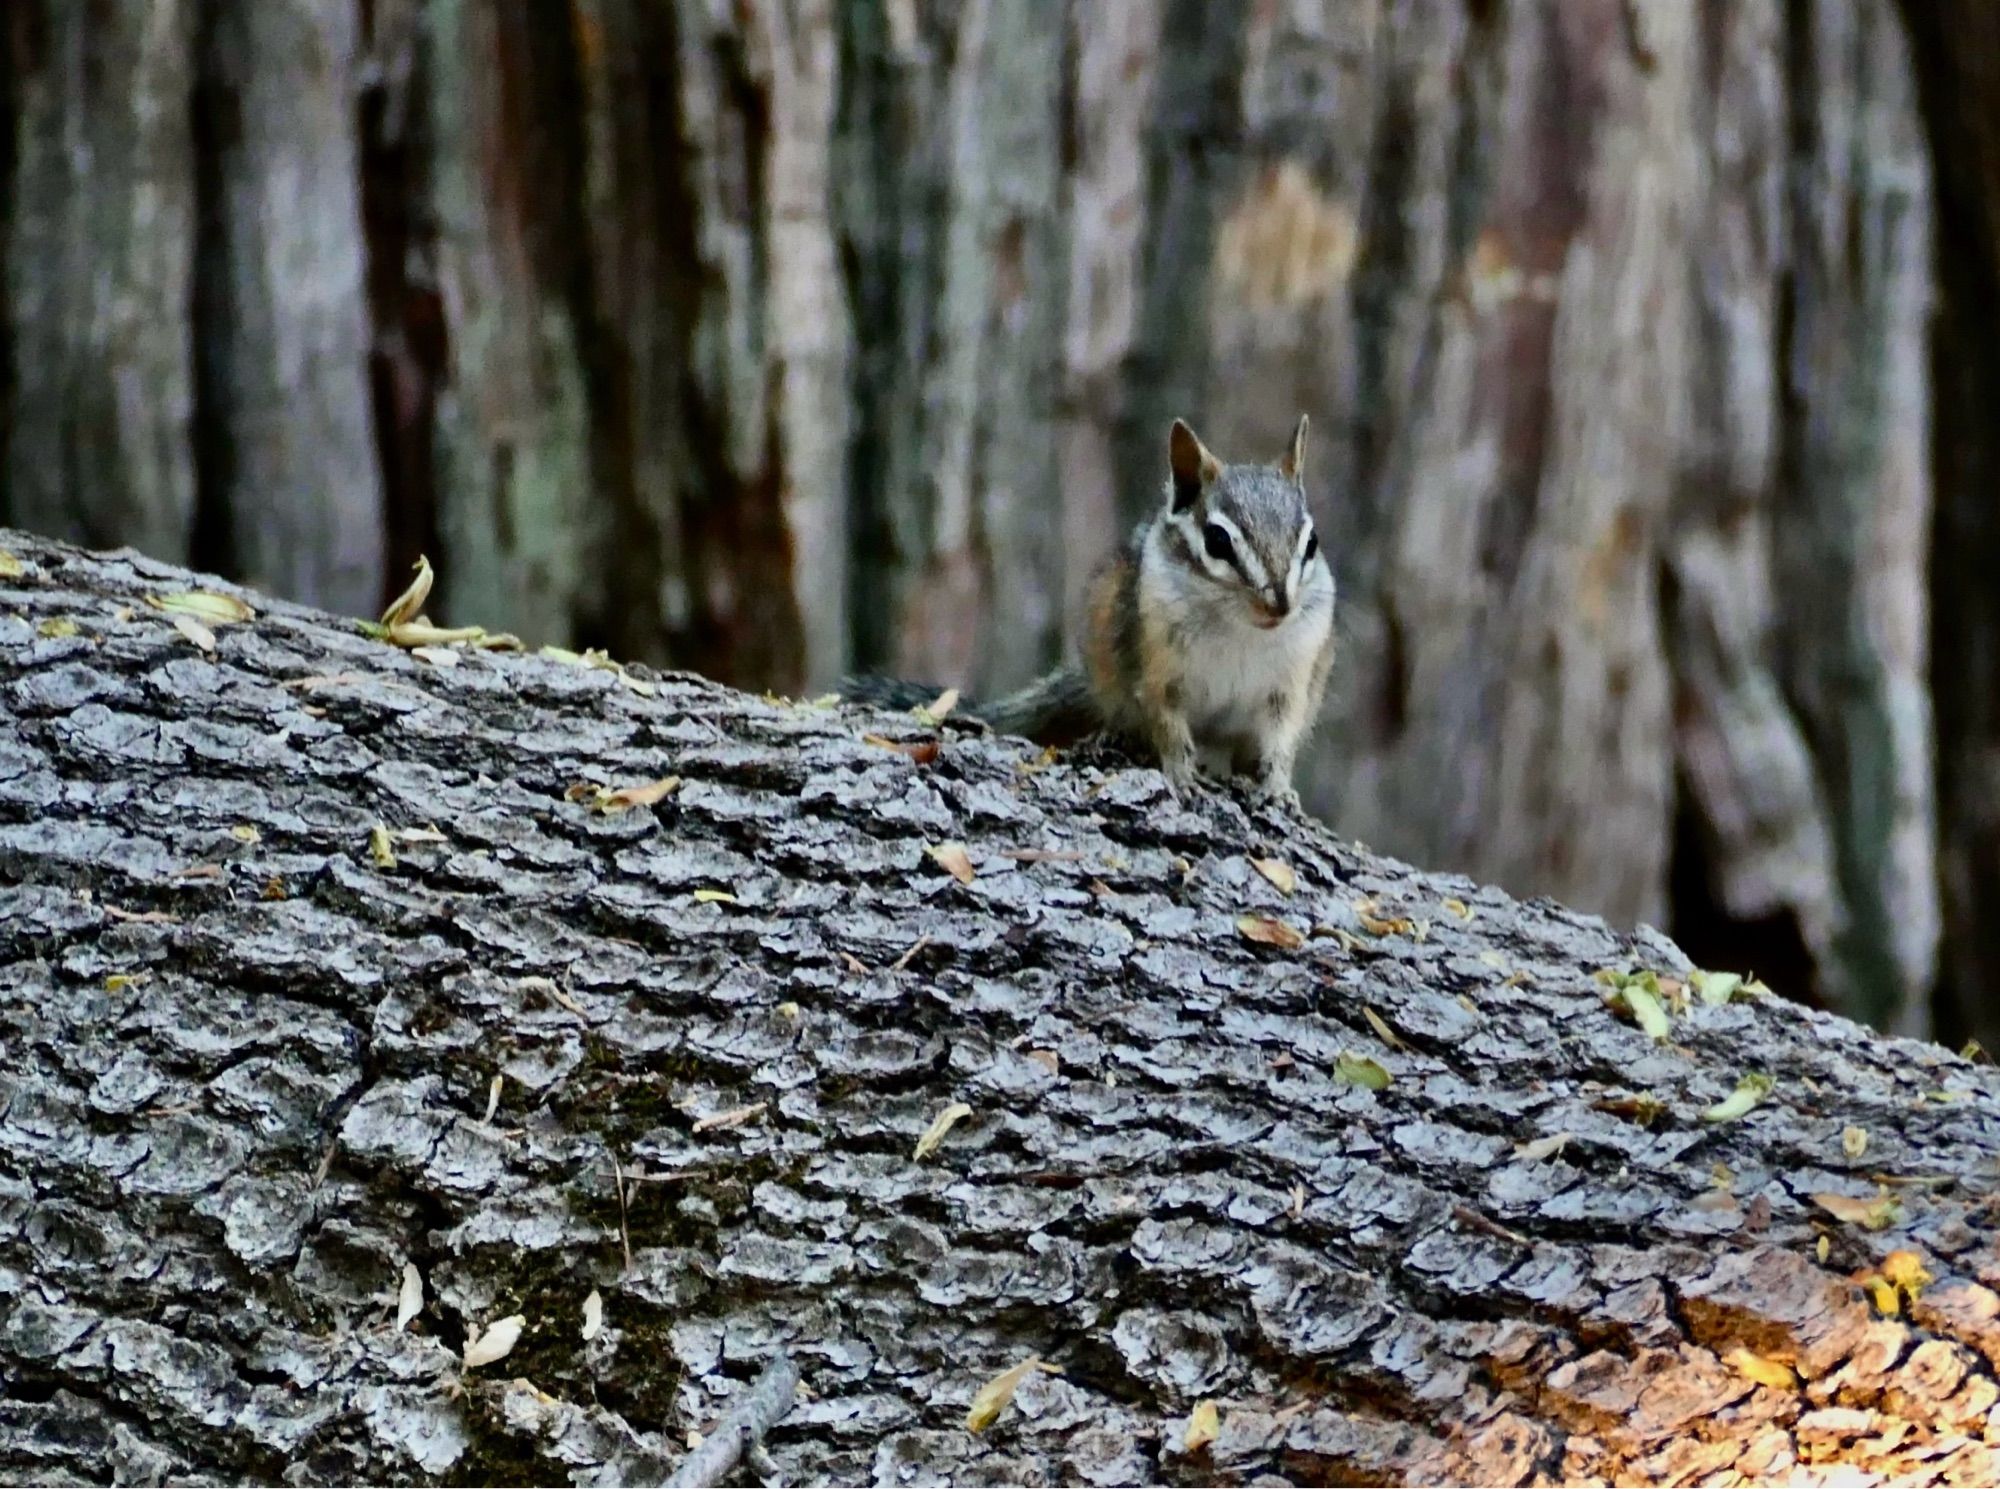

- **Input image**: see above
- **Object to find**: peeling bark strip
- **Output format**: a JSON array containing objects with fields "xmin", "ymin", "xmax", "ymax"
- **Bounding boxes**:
[{"xmin": 1, "ymin": 530, "xmax": 1998, "ymax": 1486}]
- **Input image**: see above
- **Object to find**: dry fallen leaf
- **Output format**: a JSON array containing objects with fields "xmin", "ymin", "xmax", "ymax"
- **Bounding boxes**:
[
  {"xmin": 1236, "ymin": 914, "xmax": 1305, "ymax": 951},
  {"xmin": 37, "ymin": 617, "xmax": 79, "ymax": 639},
  {"xmin": 928, "ymin": 842, "xmax": 976, "ymax": 885},
  {"xmin": 913, "ymin": 687, "xmax": 960, "ymax": 726},
  {"xmin": 1356, "ymin": 908, "xmax": 1414, "ymax": 937},
  {"xmin": 1592, "ymin": 1093, "xmax": 1666, "ymax": 1127},
  {"xmin": 410, "ymin": 645, "xmax": 461, "ymax": 668},
  {"xmin": 602, "ymin": 776, "xmax": 683, "ymax": 812},
  {"xmin": 1813, "ymin": 1190, "xmax": 1905, "ymax": 1231},
  {"xmin": 230, "ymin": 824, "xmax": 260, "ymax": 844},
  {"xmin": 1842, "ymin": 1126, "xmax": 1869, "ymax": 1160},
  {"xmin": 397, "ymin": 1262, "xmax": 423, "ymax": 1331},
  {"xmin": 483, "ymin": 1074, "xmax": 503, "ymax": 1124},
  {"xmin": 1362, "ymin": 1006, "xmax": 1406, "ymax": 1051},
  {"xmin": 692, "ymin": 1102, "xmax": 767, "ymax": 1133},
  {"xmin": 147, "ymin": 590, "xmax": 254, "ymax": 625},
  {"xmin": 863, "ymin": 734, "xmax": 941, "ymax": 765},
  {"xmin": 1442, "ymin": 897, "xmax": 1473, "ymax": 920},
  {"xmin": 582, "ymin": 1289, "xmax": 604, "ymax": 1343},
  {"xmin": 1817, "ymin": 1235, "xmax": 1832, "ymax": 1264},
  {"xmin": 380, "ymin": 555, "xmax": 436, "ymax": 628},
  {"xmin": 0, "ymin": 549, "xmax": 20, "ymax": 579},
  {"xmin": 1251, "ymin": 857, "xmax": 1296, "ymax": 895},
  {"xmin": 172, "ymin": 614, "xmax": 217, "ymax": 653},
  {"xmin": 462, "ymin": 1313, "xmax": 526, "ymax": 1370},
  {"xmin": 965, "ymin": 1356, "xmax": 1058, "ymax": 1433},
  {"xmin": 1185, "ymin": 1399, "xmax": 1221, "ymax": 1452},
  {"xmin": 368, "ymin": 824, "xmax": 396, "ymax": 870},
  {"xmin": 1514, "ymin": 1132, "xmax": 1573, "ymax": 1163},
  {"xmin": 914, "ymin": 1101, "xmax": 974, "ymax": 1161},
  {"xmin": 1026, "ymin": 1049, "xmax": 1060, "ymax": 1076},
  {"xmin": 691, "ymin": 889, "xmax": 737, "ymax": 904},
  {"xmin": 1725, "ymin": 1346, "xmax": 1797, "ymax": 1391}
]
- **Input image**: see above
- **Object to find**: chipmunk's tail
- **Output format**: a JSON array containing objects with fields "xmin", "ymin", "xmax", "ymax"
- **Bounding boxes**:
[{"xmin": 840, "ymin": 667, "xmax": 1101, "ymax": 747}]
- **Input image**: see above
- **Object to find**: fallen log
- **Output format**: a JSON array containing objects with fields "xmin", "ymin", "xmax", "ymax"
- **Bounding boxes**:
[{"xmin": 1, "ymin": 529, "xmax": 1997, "ymax": 1486}]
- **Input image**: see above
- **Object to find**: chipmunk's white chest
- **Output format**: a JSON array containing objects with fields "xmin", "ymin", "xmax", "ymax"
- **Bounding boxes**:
[{"xmin": 1179, "ymin": 607, "xmax": 1328, "ymax": 748}]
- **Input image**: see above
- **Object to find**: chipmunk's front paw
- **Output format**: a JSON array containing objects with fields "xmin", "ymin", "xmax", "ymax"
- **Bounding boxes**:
[{"xmin": 1253, "ymin": 777, "xmax": 1302, "ymax": 814}]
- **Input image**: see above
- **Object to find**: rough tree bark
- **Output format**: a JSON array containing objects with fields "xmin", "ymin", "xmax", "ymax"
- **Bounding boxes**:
[
  {"xmin": 3, "ymin": 530, "xmax": 1998, "ymax": 1487},
  {"xmin": 0, "ymin": 0, "xmax": 1950, "ymax": 1035}
]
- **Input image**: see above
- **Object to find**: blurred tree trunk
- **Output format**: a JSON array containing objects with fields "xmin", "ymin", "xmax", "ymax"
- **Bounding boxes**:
[
  {"xmin": 1898, "ymin": 0, "xmax": 2000, "ymax": 1054},
  {"xmin": 1, "ymin": 1, "xmax": 198, "ymax": 561},
  {"xmin": 0, "ymin": 0, "xmax": 1959, "ymax": 1036}
]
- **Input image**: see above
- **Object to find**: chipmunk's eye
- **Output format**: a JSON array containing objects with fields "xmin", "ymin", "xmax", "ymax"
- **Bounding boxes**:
[
  {"xmin": 1203, "ymin": 523, "xmax": 1234, "ymax": 563},
  {"xmin": 1303, "ymin": 530, "xmax": 1319, "ymax": 563}
]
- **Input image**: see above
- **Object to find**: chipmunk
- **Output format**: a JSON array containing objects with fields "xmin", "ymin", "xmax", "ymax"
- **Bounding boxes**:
[{"xmin": 848, "ymin": 416, "xmax": 1336, "ymax": 805}]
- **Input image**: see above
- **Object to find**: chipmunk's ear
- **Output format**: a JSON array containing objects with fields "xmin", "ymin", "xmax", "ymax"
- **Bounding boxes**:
[
  {"xmin": 1279, "ymin": 414, "xmax": 1309, "ymax": 483},
  {"xmin": 1168, "ymin": 419, "xmax": 1220, "ymax": 512}
]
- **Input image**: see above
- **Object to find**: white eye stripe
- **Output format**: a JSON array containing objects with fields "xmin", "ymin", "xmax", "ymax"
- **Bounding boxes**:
[{"xmin": 1205, "ymin": 512, "xmax": 1268, "ymax": 589}]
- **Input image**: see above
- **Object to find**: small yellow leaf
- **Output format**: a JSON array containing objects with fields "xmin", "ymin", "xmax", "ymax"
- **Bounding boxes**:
[
  {"xmin": 777, "ymin": 1002, "xmax": 801, "ymax": 1020},
  {"xmin": 1691, "ymin": 970, "xmax": 1751, "ymax": 1005},
  {"xmin": 1725, "ymin": 1347, "xmax": 1797, "ymax": 1391},
  {"xmin": 1236, "ymin": 914, "xmax": 1305, "ymax": 951},
  {"xmin": 912, "ymin": 687, "xmax": 960, "ymax": 726},
  {"xmin": 1356, "ymin": 909, "xmax": 1413, "ymax": 937},
  {"xmin": 379, "ymin": 554, "xmax": 436, "ymax": 628},
  {"xmin": 1606, "ymin": 976, "xmax": 1673, "ymax": 1042},
  {"xmin": 1881, "ymin": 1249, "xmax": 1933, "ymax": 1298},
  {"xmin": 1251, "ymin": 857, "xmax": 1296, "ymax": 895},
  {"xmin": 231, "ymin": 825, "xmax": 261, "ymax": 844},
  {"xmin": 1334, "ymin": 1052, "xmax": 1392, "ymax": 1091},
  {"xmin": 692, "ymin": 888, "xmax": 737, "ymax": 904},
  {"xmin": 147, "ymin": 590, "xmax": 254, "ymax": 624},
  {"xmin": 1817, "ymin": 1235, "xmax": 1831, "ymax": 1264},
  {"xmin": 929, "ymin": 842, "xmax": 976, "ymax": 885},
  {"xmin": 914, "ymin": 1101, "xmax": 973, "ymax": 1161},
  {"xmin": 965, "ymin": 1356, "xmax": 1056, "ymax": 1433},
  {"xmin": 0, "ymin": 549, "xmax": 20, "ymax": 578},
  {"xmin": 483, "ymin": 1074, "xmax": 503, "ymax": 1124},
  {"xmin": 1185, "ymin": 1399, "xmax": 1220, "ymax": 1452},
  {"xmin": 1842, "ymin": 1126, "xmax": 1868, "ymax": 1159},
  {"xmin": 103, "ymin": 973, "xmax": 149, "ymax": 992},
  {"xmin": 462, "ymin": 1313, "xmax": 526, "ymax": 1369},
  {"xmin": 368, "ymin": 824, "xmax": 397, "ymax": 869},
  {"xmin": 37, "ymin": 617, "xmax": 79, "ymax": 639},
  {"xmin": 1863, "ymin": 1275, "xmax": 1901, "ymax": 1316},
  {"xmin": 1362, "ymin": 1006, "xmax": 1405, "ymax": 1051},
  {"xmin": 1701, "ymin": 1073, "xmax": 1773, "ymax": 1124},
  {"xmin": 1442, "ymin": 897, "xmax": 1473, "ymax": 920}
]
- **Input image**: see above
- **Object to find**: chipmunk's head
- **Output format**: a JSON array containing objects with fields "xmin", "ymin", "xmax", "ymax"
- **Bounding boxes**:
[{"xmin": 1164, "ymin": 416, "xmax": 1328, "ymax": 629}]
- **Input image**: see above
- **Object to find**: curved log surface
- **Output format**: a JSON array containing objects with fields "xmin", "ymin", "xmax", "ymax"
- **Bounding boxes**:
[{"xmin": 1, "ymin": 528, "xmax": 1997, "ymax": 1487}]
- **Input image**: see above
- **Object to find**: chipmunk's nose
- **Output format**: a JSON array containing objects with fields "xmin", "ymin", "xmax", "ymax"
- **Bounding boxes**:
[{"xmin": 1253, "ymin": 591, "xmax": 1290, "ymax": 628}]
